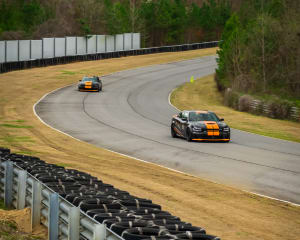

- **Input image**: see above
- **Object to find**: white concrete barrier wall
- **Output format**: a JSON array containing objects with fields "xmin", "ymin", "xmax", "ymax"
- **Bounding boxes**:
[
  {"xmin": 0, "ymin": 33, "xmax": 141, "ymax": 63},
  {"xmin": 106, "ymin": 35, "xmax": 115, "ymax": 52},
  {"xmin": 77, "ymin": 37, "xmax": 86, "ymax": 55},
  {"xmin": 115, "ymin": 34, "xmax": 124, "ymax": 51},
  {"xmin": 97, "ymin": 35, "xmax": 106, "ymax": 53},
  {"xmin": 43, "ymin": 38, "xmax": 55, "ymax": 58},
  {"xmin": 66, "ymin": 37, "xmax": 76, "ymax": 56},
  {"xmin": 0, "ymin": 41, "xmax": 5, "ymax": 63},
  {"xmin": 31, "ymin": 40, "xmax": 42, "ymax": 60},
  {"xmin": 132, "ymin": 33, "xmax": 140, "ymax": 50},
  {"xmin": 55, "ymin": 38, "xmax": 66, "ymax": 57},
  {"xmin": 87, "ymin": 35, "xmax": 97, "ymax": 54},
  {"xmin": 19, "ymin": 40, "xmax": 30, "ymax": 61},
  {"xmin": 124, "ymin": 33, "xmax": 132, "ymax": 50},
  {"xmin": 6, "ymin": 41, "xmax": 18, "ymax": 62}
]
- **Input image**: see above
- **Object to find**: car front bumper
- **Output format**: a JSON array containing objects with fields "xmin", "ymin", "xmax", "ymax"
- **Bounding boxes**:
[
  {"xmin": 191, "ymin": 131, "xmax": 230, "ymax": 141},
  {"xmin": 78, "ymin": 86, "xmax": 99, "ymax": 91}
]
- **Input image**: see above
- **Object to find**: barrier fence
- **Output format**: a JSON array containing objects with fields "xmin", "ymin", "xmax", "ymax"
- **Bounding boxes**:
[
  {"xmin": 0, "ymin": 148, "xmax": 220, "ymax": 240},
  {"xmin": 0, "ymin": 33, "xmax": 141, "ymax": 63},
  {"xmin": 0, "ymin": 40, "xmax": 219, "ymax": 74},
  {"xmin": 0, "ymin": 158, "xmax": 122, "ymax": 240}
]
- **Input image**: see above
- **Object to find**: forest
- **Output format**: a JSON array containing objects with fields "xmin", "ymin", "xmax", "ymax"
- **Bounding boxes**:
[
  {"xmin": 0, "ymin": 0, "xmax": 231, "ymax": 46},
  {"xmin": 216, "ymin": 0, "xmax": 300, "ymax": 119}
]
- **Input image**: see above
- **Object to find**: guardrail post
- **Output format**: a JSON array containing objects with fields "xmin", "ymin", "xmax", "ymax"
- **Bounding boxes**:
[
  {"xmin": 93, "ymin": 224, "xmax": 106, "ymax": 240},
  {"xmin": 17, "ymin": 169, "xmax": 27, "ymax": 209},
  {"xmin": 68, "ymin": 206, "xmax": 80, "ymax": 240},
  {"xmin": 49, "ymin": 192, "xmax": 59, "ymax": 240},
  {"xmin": 31, "ymin": 180, "xmax": 42, "ymax": 230},
  {"xmin": 4, "ymin": 161, "xmax": 13, "ymax": 207}
]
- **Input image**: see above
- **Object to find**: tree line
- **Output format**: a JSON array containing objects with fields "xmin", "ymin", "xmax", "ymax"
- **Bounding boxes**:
[
  {"xmin": 216, "ymin": 0, "xmax": 300, "ymax": 102},
  {"xmin": 0, "ymin": 0, "xmax": 232, "ymax": 47},
  {"xmin": 0, "ymin": 0, "xmax": 54, "ymax": 40}
]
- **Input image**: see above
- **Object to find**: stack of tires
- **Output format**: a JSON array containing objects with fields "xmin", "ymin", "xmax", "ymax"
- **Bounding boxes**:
[{"xmin": 0, "ymin": 148, "xmax": 220, "ymax": 240}]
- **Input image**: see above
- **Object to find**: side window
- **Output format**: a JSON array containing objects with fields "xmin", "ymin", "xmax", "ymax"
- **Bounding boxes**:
[{"xmin": 182, "ymin": 111, "xmax": 188, "ymax": 119}]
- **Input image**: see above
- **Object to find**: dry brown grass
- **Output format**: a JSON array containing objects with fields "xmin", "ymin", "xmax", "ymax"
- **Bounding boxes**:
[
  {"xmin": 0, "ymin": 208, "xmax": 46, "ymax": 239},
  {"xmin": 171, "ymin": 74, "xmax": 300, "ymax": 142},
  {"xmin": 0, "ymin": 49, "xmax": 300, "ymax": 240}
]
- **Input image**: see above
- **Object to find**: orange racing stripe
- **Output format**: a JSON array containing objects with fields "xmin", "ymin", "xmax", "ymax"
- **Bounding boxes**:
[
  {"xmin": 85, "ymin": 81, "xmax": 92, "ymax": 89},
  {"xmin": 174, "ymin": 127, "xmax": 183, "ymax": 137},
  {"xmin": 204, "ymin": 121, "xmax": 219, "ymax": 136}
]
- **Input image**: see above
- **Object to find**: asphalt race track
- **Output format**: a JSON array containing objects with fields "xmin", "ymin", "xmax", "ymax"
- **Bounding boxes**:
[{"xmin": 36, "ymin": 56, "xmax": 300, "ymax": 204}]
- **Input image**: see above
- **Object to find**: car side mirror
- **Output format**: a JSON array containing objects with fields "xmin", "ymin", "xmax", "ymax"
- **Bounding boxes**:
[{"xmin": 219, "ymin": 118, "xmax": 224, "ymax": 121}]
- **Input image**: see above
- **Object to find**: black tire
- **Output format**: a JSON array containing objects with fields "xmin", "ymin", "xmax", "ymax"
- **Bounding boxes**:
[
  {"xmin": 110, "ymin": 221, "xmax": 149, "ymax": 235},
  {"xmin": 171, "ymin": 125, "xmax": 177, "ymax": 138},
  {"xmin": 0, "ymin": 147, "xmax": 10, "ymax": 155},
  {"xmin": 122, "ymin": 227, "xmax": 169, "ymax": 240},
  {"xmin": 86, "ymin": 209, "xmax": 126, "ymax": 218},
  {"xmin": 94, "ymin": 212, "xmax": 136, "ymax": 223},
  {"xmin": 186, "ymin": 129, "xmax": 193, "ymax": 142},
  {"xmin": 175, "ymin": 233, "xmax": 220, "ymax": 240},
  {"xmin": 79, "ymin": 203, "xmax": 121, "ymax": 212},
  {"xmin": 120, "ymin": 201, "xmax": 161, "ymax": 210},
  {"xmin": 142, "ymin": 214, "xmax": 180, "ymax": 221},
  {"xmin": 165, "ymin": 224, "xmax": 206, "ymax": 234},
  {"xmin": 151, "ymin": 219, "xmax": 186, "ymax": 226}
]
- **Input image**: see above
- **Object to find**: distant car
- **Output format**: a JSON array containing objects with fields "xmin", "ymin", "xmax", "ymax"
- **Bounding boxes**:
[
  {"xmin": 171, "ymin": 110, "xmax": 230, "ymax": 142},
  {"xmin": 78, "ymin": 76, "xmax": 102, "ymax": 92}
]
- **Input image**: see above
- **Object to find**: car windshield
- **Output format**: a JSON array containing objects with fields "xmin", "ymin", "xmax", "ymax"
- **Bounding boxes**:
[
  {"xmin": 82, "ymin": 77, "xmax": 98, "ymax": 82},
  {"xmin": 189, "ymin": 112, "xmax": 219, "ymax": 122}
]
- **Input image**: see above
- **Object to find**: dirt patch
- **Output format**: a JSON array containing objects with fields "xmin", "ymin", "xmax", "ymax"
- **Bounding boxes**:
[
  {"xmin": 0, "ymin": 208, "xmax": 46, "ymax": 239},
  {"xmin": 171, "ymin": 74, "xmax": 300, "ymax": 142},
  {"xmin": 0, "ymin": 49, "xmax": 300, "ymax": 240}
]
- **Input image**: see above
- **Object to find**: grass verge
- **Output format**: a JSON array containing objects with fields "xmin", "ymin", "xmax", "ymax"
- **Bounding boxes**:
[
  {"xmin": 0, "ymin": 49, "xmax": 299, "ymax": 240},
  {"xmin": 171, "ymin": 74, "xmax": 300, "ymax": 142}
]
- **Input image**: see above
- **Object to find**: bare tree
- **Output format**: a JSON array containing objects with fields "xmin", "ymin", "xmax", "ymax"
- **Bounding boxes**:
[{"xmin": 260, "ymin": 0, "xmax": 266, "ymax": 92}]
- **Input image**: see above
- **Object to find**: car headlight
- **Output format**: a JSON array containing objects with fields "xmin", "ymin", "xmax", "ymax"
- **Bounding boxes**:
[
  {"xmin": 223, "ymin": 127, "xmax": 230, "ymax": 132},
  {"xmin": 192, "ymin": 126, "xmax": 202, "ymax": 132}
]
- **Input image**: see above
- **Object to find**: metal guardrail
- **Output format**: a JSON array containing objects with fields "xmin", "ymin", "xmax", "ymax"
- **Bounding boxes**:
[
  {"xmin": 0, "ymin": 160, "xmax": 124, "ymax": 240},
  {"xmin": 0, "ymin": 41, "xmax": 219, "ymax": 74}
]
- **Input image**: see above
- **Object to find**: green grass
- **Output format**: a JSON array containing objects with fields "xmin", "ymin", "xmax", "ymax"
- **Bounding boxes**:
[
  {"xmin": 0, "ymin": 124, "xmax": 32, "ymax": 129},
  {"xmin": 0, "ymin": 220, "xmax": 43, "ymax": 240},
  {"xmin": 0, "ymin": 136, "xmax": 34, "ymax": 143},
  {"xmin": 61, "ymin": 70, "xmax": 77, "ymax": 75},
  {"xmin": 0, "ymin": 200, "xmax": 8, "ymax": 210},
  {"xmin": 56, "ymin": 163, "xmax": 74, "ymax": 168},
  {"xmin": 6, "ymin": 120, "xmax": 26, "ymax": 123},
  {"xmin": 14, "ymin": 150, "xmax": 39, "ymax": 155}
]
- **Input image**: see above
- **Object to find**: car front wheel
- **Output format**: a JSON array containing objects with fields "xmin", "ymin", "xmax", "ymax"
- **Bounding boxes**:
[
  {"xmin": 186, "ymin": 129, "xmax": 193, "ymax": 142},
  {"xmin": 171, "ymin": 125, "xmax": 177, "ymax": 138}
]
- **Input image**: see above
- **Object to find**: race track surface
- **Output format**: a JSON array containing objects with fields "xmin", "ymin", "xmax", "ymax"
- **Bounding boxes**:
[{"xmin": 36, "ymin": 56, "xmax": 300, "ymax": 204}]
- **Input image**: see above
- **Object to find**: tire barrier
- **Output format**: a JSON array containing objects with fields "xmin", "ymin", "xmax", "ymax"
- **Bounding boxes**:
[
  {"xmin": 0, "ymin": 148, "xmax": 221, "ymax": 240},
  {"xmin": 0, "ymin": 42, "xmax": 219, "ymax": 74}
]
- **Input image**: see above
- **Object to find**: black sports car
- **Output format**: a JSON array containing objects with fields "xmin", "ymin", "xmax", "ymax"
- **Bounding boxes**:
[
  {"xmin": 171, "ymin": 110, "xmax": 230, "ymax": 142},
  {"xmin": 78, "ymin": 76, "xmax": 102, "ymax": 92}
]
